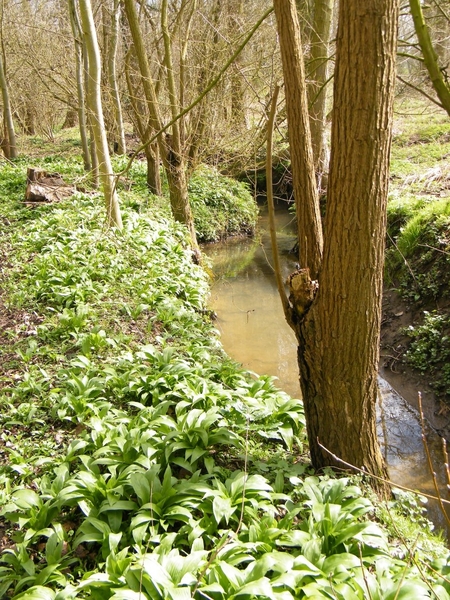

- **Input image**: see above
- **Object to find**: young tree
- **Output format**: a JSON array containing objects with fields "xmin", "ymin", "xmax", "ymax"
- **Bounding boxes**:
[
  {"xmin": 102, "ymin": 0, "xmax": 126, "ymax": 154},
  {"xmin": 307, "ymin": 0, "xmax": 334, "ymax": 188},
  {"xmin": 274, "ymin": 0, "xmax": 398, "ymax": 485},
  {"xmin": 68, "ymin": 0, "xmax": 91, "ymax": 170},
  {"xmin": 123, "ymin": 0, "xmax": 199, "ymax": 255},
  {"xmin": 409, "ymin": 0, "xmax": 450, "ymax": 116},
  {"xmin": 78, "ymin": 0, "xmax": 122, "ymax": 229},
  {"xmin": 0, "ymin": 0, "xmax": 17, "ymax": 158},
  {"xmin": 0, "ymin": 46, "xmax": 17, "ymax": 158}
]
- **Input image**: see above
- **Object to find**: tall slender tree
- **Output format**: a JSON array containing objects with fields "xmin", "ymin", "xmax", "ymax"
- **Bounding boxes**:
[
  {"xmin": 409, "ymin": 0, "xmax": 450, "ymax": 116},
  {"xmin": 0, "ymin": 0, "xmax": 17, "ymax": 159},
  {"xmin": 68, "ymin": 0, "xmax": 91, "ymax": 170},
  {"xmin": 307, "ymin": 0, "xmax": 334, "ymax": 188},
  {"xmin": 103, "ymin": 0, "xmax": 126, "ymax": 154},
  {"xmin": 123, "ymin": 0, "xmax": 199, "ymax": 255},
  {"xmin": 274, "ymin": 0, "xmax": 399, "ymax": 486},
  {"xmin": 78, "ymin": 0, "xmax": 123, "ymax": 229}
]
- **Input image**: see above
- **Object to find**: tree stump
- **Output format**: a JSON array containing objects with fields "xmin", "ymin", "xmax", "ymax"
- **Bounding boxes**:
[{"xmin": 24, "ymin": 168, "xmax": 75, "ymax": 203}]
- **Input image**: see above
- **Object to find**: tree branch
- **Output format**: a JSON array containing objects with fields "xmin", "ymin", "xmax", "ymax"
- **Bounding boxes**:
[{"xmin": 117, "ymin": 5, "xmax": 274, "ymax": 179}]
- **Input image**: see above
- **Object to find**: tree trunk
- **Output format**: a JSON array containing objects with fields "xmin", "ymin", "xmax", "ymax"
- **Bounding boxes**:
[
  {"xmin": 62, "ymin": 106, "xmax": 78, "ymax": 129},
  {"xmin": 79, "ymin": 0, "xmax": 122, "ymax": 229},
  {"xmin": 123, "ymin": 0, "xmax": 198, "ymax": 254},
  {"xmin": 275, "ymin": 0, "xmax": 398, "ymax": 491},
  {"xmin": 124, "ymin": 47, "xmax": 162, "ymax": 195},
  {"xmin": 299, "ymin": 0, "xmax": 398, "ymax": 483},
  {"xmin": 144, "ymin": 143, "xmax": 161, "ymax": 195},
  {"xmin": 307, "ymin": 0, "xmax": 334, "ymax": 189},
  {"xmin": 24, "ymin": 101, "xmax": 36, "ymax": 135},
  {"xmin": 68, "ymin": 0, "xmax": 91, "ymax": 171},
  {"xmin": 409, "ymin": 0, "xmax": 450, "ymax": 116},
  {"xmin": 106, "ymin": 0, "xmax": 126, "ymax": 154},
  {"xmin": 273, "ymin": 0, "xmax": 323, "ymax": 280},
  {"xmin": 0, "ymin": 46, "xmax": 17, "ymax": 159}
]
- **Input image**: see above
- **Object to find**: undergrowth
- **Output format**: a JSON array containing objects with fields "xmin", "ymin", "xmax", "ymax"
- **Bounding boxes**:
[
  {"xmin": 0, "ymin": 150, "xmax": 449, "ymax": 598},
  {"xmin": 188, "ymin": 166, "xmax": 258, "ymax": 242}
]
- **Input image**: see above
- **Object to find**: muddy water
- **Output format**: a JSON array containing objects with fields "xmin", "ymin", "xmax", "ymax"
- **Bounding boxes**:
[{"xmin": 205, "ymin": 206, "xmax": 450, "ymax": 536}]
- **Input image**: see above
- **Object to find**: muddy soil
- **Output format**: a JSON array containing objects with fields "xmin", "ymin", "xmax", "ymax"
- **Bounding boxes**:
[{"xmin": 381, "ymin": 286, "xmax": 450, "ymax": 441}]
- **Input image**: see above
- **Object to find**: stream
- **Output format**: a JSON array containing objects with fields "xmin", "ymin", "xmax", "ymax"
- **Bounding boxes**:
[{"xmin": 204, "ymin": 205, "xmax": 450, "ymax": 537}]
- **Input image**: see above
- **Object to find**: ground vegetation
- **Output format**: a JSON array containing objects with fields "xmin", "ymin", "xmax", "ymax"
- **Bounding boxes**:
[{"xmin": 0, "ymin": 133, "xmax": 448, "ymax": 597}]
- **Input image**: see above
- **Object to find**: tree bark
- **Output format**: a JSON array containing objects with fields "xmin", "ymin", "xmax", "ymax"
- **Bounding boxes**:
[
  {"xmin": 273, "ymin": 0, "xmax": 323, "ymax": 280},
  {"xmin": 299, "ymin": 0, "xmax": 398, "ymax": 484},
  {"xmin": 124, "ymin": 48, "xmax": 162, "ymax": 195},
  {"xmin": 78, "ymin": 0, "xmax": 122, "ymax": 229},
  {"xmin": 409, "ymin": 0, "xmax": 450, "ymax": 116},
  {"xmin": 275, "ymin": 0, "xmax": 398, "ymax": 491}
]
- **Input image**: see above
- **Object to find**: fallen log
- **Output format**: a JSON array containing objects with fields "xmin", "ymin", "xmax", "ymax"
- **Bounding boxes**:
[{"xmin": 24, "ymin": 168, "xmax": 75, "ymax": 203}]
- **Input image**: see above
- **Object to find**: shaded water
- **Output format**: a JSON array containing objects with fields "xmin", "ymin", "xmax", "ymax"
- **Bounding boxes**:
[{"xmin": 205, "ymin": 206, "xmax": 450, "ymax": 536}]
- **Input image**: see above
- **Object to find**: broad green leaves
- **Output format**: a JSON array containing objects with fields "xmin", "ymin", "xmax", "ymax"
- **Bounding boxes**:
[{"xmin": 0, "ymin": 174, "xmax": 446, "ymax": 600}]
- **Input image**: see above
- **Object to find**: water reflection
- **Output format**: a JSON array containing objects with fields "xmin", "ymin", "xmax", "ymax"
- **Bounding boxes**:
[{"xmin": 204, "ymin": 205, "xmax": 450, "ymax": 536}]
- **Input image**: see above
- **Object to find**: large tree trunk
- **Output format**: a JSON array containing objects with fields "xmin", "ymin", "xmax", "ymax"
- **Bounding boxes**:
[
  {"xmin": 275, "ymin": 0, "xmax": 398, "ymax": 489},
  {"xmin": 299, "ymin": 0, "xmax": 398, "ymax": 481},
  {"xmin": 79, "ymin": 0, "xmax": 122, "ymax": 229}
]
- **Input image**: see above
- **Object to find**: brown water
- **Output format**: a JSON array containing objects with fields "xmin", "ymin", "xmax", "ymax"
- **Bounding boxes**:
[{"xmin": 205, "ymin": 206, "xmax": 450, "ymax": 536}]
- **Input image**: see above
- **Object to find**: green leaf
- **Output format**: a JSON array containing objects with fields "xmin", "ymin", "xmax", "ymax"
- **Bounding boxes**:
[
  {"xmin": 213, "ymin": 495, "xmax": 236, "ymax": 525},
  {"xmin": 168, "ymin": 588, "xmax": 192, "ymax": 600},
  {"xmin": 13, "ymin": 586, "xmax": 55, "ymax": 600},
  {"xmin": 386, "ymin": 582, "xmax": 430, "ymax": 599},
  {"xmin": 141, "ymin": 555, "xmax": 172, "ymax": 587},
  {"xmin": 322, "ymin": 553, "xmax": 360, "ymax": 574},
  {"xmin": 277, "ymin": 530, "xmax": 311, "ymax": 547},
  {"xmin": 274, "ymin": 471, "xmax": 284, "ymax": 494},
  {"xmin": 11, "ymin": 489, "xmax": 42, "ymax": 510},
  {"xmin": 204, "ymin": 457, "xmax": 215, "ymax": 474},
  {"xmin": 129, "ymin": 472, "xmax": 150, "ymax": 506},
  {"xmin": 234, "ymin": 577, "xmax": 275, "ymax": 598},
  {"xmin": 278, "ymin": 426, "xmax": 293, "ymax": 450},
  {"xmin": 99, "ymin": 500, "xmax": 138, "ymax": 513},
  {"xmin": 111, "ymin": 591, "xmax": 144, "ymax": 600}
]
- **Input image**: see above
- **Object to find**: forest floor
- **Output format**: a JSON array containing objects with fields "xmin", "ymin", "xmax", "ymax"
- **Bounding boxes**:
[{"xmin": 2, "ymin": 100, "xmax": 450, "ymax": 597}]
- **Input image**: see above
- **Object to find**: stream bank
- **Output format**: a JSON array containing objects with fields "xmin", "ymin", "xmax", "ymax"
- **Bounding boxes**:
[{"xmin": 204, "ymin": 205, "xmax": 450, "ymax": 535}]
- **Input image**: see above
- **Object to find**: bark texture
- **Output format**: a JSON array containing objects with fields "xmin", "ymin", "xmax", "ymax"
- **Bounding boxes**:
[
  {"xmin": 68, "ymin": 0, "xmax": 91, "ymax": 171},
  {"xmin": 298, "ymin": 0, "xmax": 398, "ymax": 480},
  {"xmin": 106, "ymin": 0, "xmax": 126, "ymax": 154},
  {"xmin": 123, "ymin": 0, "xmax": 198, "ymax": 254}
]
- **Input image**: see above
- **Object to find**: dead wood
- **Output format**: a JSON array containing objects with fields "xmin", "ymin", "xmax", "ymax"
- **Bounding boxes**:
[{"xmin": 24, "ymin": 168, "xmax": 75, "ymax": 203}]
